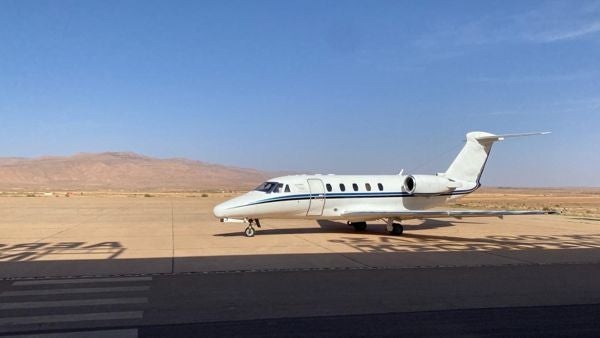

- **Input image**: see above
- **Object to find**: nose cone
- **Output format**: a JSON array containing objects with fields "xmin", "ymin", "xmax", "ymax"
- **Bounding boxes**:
[
  {"xmin": 213, "ymin": 192, "xmax": 260, "ymax": 219},
  {"xmin": 213, "ymin": 202, "xmax": 230, "ymax": 218}
]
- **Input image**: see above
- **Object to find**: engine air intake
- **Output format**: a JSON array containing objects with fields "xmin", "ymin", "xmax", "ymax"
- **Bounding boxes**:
[{"xmin": 403, "ymin": 175, "xmax": 461, "ymax": 195}]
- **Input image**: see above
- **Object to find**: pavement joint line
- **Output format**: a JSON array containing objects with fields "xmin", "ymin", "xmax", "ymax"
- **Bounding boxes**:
[
  {"xmin": 0, "ymin": 311, "xmax": 143, "ymax": 326},
  {"xmin": 32, "ymin": 225, "xmax": 79, "ymax": 245},
  {"xmin": 171, "ymin": 201, "xmax": 175, "ymax": 275},
  {"xmin": 2, "ymin": 260, "xmax": 600, "ymax": 281},
  {"xmin": 482, "ymin": 251, "xmax": 539, "ymax": 264},
  {"xmin": 0, "ymin": 286, "xmax": 151, "ymax": 297},
  {"xmin": 0, "ymin": 297, "xmax": 148, "ymax": 310},
  {"xmin": 13, "ymin": 276, "xmax": 152, "ymax": 286}
]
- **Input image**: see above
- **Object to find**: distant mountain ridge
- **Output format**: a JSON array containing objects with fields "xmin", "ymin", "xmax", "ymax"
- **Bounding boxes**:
[{"xmin": 0, "ymin": 152, "xmax": 273, "ymax": 191}]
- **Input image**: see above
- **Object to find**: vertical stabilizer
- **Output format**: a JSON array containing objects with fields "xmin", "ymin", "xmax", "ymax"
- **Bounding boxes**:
[{"xmin": 443, "ymin": 131, "xmax": 549, "ymax": 185}]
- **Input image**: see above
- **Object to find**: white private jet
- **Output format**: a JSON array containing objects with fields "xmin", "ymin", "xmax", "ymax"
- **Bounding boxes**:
[{"xmin": 213, "ymin": 131, "xmax": 555, "ymax": 237}]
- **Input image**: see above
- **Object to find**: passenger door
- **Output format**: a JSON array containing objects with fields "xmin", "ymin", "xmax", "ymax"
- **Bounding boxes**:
[{"xmin": 307, "ymin": 178, "xmax": 326, "ymax": 216}]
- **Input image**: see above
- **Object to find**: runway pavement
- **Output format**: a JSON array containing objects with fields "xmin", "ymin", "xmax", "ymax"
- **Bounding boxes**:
[
  {"xmin": 1, "ymin": 264, "xmax": 600, "ymax": 336},
  {"xmin": 0, "ymin": 195, "xmax": 599, "ymax": 336}
]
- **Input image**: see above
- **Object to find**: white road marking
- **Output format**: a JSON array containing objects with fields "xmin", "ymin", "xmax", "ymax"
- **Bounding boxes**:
[
  {"xmin": 3, "ymin": 328, "xmax": 138, "ymax": 337},
  {"xmin": 0, "ymin": 311, "xmax": 143, "ymax": 325},
  {"xmin": 0, "ymin": 286, "xmax": 150, "ymax": 297},
  {"xmin": 13, "ymin": 277, "xmax": 152, "ymax": 286},
  {"xmin": 0, "ymin": 297, "xmax": 148, "ymax": 310}
]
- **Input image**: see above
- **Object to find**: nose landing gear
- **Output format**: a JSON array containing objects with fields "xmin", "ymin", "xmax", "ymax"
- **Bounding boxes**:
[{"xmin": 244, "ymin": 219, "xmax": 261, "ymax": 237}]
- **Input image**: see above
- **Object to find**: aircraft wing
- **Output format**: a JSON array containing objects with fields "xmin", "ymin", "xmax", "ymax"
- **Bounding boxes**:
[{"xmin": 341, "ymin": 209, "xmax": 558, "ymax": 221}]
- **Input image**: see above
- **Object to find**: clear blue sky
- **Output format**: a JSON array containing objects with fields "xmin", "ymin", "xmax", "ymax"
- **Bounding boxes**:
[{"xmin": 1, "ymin": 0, "xmax": 599, "ymax": 187}]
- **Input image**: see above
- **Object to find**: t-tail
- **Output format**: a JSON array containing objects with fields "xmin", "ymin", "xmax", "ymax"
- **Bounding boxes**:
[
  {"xmin": 442, "ymin": 131, "xmax": 550, "ymax": 190},
  {"xmin": 402, "ymin": 131, "xmax": 549, "ymax": 197}
]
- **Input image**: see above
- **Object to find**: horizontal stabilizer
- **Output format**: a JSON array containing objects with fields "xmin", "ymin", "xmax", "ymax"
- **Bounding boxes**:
[{"xmin": 474, "ymin": 131, "xmax": 550, "ymax": 143}]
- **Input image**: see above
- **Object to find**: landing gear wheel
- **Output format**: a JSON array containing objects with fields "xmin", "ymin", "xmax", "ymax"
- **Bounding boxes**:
[
  {"xmin": 387, "ymin": 223, "xmax": 404, "ymax": 236},
  {"xmin": 352, "ymin": 222, "xmax": 367, "ymax": 231},
  {"xmin": 244, "ymin": 226, "xmax": 255, "ymax": 237}
]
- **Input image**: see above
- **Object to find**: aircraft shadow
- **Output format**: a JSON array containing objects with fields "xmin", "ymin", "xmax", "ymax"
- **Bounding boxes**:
[
  {"xmin": 407, "ymin": 219, "xmax": 482, "ymax": 231},
  {"xmin": 3, "ymin": 232, "xmax": 600, "ymax": 279},
  {"xmin": 214, "ymin": 226, "xmax": 356, "ymax": 237},
  {"xmin": 214, "ymin": 219, "xmax": 478, "ymax": 237}
]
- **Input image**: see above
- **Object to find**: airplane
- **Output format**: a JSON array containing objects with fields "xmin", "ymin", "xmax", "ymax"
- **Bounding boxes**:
[{"xmin": 213, "ymin": 131, "xmax": 555, "ymax": 237}]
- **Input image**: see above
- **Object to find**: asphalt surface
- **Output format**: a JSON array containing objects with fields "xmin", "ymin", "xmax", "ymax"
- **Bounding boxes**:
[
  {"xmin": 138, "ymin": 304, "xmax": 600, "ymax": 337},
  {"xmin": 1, "ymin": 263, "xmax": 600, "ymax": 336}
]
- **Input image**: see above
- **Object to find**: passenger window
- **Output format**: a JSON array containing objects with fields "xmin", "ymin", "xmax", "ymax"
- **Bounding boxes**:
[
  {"xmin": 365, "ymin": 183, "xmax": 371, "ymax": 191},
  {"xmin": 352, "ymin": 183, "xmax": 358, "ymax": 191},
  {"xmin": 378, "ymin": 183, "xmax": 384, "ymax": 191},
  {"xmin": 284, "ymin": 184, "xmax": 290, "ymax": 193},
  {"xmin": 339, "ymin": 183, "xmax": 346, "ymax": 192},
  {"xmin": 326, "ymin": 183, "xmax": 332, "ymax": 192}
]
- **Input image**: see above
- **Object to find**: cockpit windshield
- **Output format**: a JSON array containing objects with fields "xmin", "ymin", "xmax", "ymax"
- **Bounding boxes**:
[
  {"xmin": 272, "ymin": 183, "xmax": 284, "ymax": 193},
  {"xmin": 254, "ymin": 182, "xmax": 284, "ymax": 193}
]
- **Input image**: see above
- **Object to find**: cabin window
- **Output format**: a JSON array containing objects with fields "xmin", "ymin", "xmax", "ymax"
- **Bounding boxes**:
[
  {"xmin": 326, "ymin": 183, "xmax": 332, "ymax": 192},
  {"xmin": 284, "ymin": 184, "xmax": 291, "ymax": 193},
  {"xmin": 352, "ymin": 183, "xmax": 358, "ymax": 191},
  {"xmin": 365, "ymin": 183, "xmax": 371, "ymax": 191},
  {"xmin": 339, "ymin": 183, "xmax": 346, "ymax": 192},
  {"xmin": 378, "ymin": 183, "xmax": 384, "ymax": 191}
]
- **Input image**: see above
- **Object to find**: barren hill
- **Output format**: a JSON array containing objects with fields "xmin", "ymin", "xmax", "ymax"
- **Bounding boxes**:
[{"xmin": 0, "ymin": 152, "xmax": 272, "ymax": 191}]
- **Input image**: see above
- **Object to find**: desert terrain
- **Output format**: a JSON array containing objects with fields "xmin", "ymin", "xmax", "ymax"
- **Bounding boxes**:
[
  {"xmin": 2, "ymin": 186, "xmax": 598, "ymax": 218},
  {"xmin": 450, "ymin": 187, "xmax": 600, "ymax": 218},
  {"xmin": 1, "ymin": 152, "xmax": 597, "ymax": 220},
  {"xmin": 0, "ymin": 152, "xmax": 273, "ymax": 191}
]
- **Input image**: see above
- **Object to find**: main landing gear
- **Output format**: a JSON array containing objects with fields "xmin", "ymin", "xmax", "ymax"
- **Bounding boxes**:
[
  {"xmin": 244, "ymin": 219, "xmax": 261, "ymax": 237},
  {"xmin": 348, "ymin": 221, "xmax": 367, "ymax": 232},
  {"xmin": 386, "ymin": 219, "xmax": 404, "ymax": 236},
  {"xmin": 348, "ymin": 220, "xmax": 403, "ymax": 235}
]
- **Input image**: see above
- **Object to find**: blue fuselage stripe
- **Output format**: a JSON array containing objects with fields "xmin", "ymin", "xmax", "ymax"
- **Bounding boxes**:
[{"xmin": 231, "ymin": 185, "xmax": 479, "ymax": 209}]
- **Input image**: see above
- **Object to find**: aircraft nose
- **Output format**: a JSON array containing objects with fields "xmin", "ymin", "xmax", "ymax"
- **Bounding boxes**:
[{"xmin": 213, "ymin": 202, "xmax": 229, "ymax": 218}]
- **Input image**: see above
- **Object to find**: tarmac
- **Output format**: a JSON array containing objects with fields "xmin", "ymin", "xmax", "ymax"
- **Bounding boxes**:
[{"xmin": 1, "ymin": 195, "xmax": 599, "ymax": 336}]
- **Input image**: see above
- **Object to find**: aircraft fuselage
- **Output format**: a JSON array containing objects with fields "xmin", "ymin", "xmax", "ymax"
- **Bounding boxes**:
[{"xmin": 213, "ymin": 174, "xmax": 476, "ymax": 222}]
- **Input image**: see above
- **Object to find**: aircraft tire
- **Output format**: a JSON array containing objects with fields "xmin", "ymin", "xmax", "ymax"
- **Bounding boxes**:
[
  {"xmin": 352, "ymin": 222, "xmax": 367, "ymax": 231},
  {"xmin": 388, "ymin": 223, "xmax": 404, "ymax": 236},
  {"xmin": 244, "ymin": 226, "xmax": 255, "ymax": 237}
]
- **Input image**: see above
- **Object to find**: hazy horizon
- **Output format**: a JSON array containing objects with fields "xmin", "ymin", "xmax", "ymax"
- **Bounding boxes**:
[
  {"xmin": 1, "ymin": 1, "xmax": 599, "ymax": 187},
  {"xmin": 0, "ymin": 150, "xmax": 598, "ymax": 189}
]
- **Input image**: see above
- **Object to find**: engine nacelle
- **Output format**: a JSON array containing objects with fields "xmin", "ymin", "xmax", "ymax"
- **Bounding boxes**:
[{"xmin": 403, "ymin": 175, "xmax": 461, "ymax": 195}]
